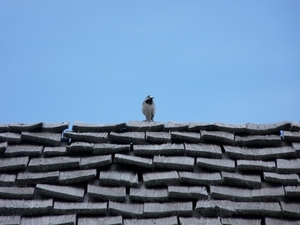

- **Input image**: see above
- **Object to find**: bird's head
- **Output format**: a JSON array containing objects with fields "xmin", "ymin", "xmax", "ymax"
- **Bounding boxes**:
[{"xmin": 145, "ymin": 95, "xmax": 154, "ymax": 104}]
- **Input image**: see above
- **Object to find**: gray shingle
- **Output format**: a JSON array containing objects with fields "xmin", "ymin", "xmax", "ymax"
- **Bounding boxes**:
[
  {"xmin": 9, "ymin": 122, "xmax": 43, "ymax": 132},
  {"xmin": 292, "ymin": 142, "xmax": 300, "ymax": 155},
  {"xmin": 0, "ymin": 133, "xmax": 21, "ymax": 143},
  {"xmin": 224, "ymin": 145, "xmax": 295, "ymax": 160},
  {"xmin": 168, "ymin": 186, "xmax": 208, "ymax": 200},
  {"xmin": 246, "ymin": 121, "xmax": 290, "ymax": 135},
  {"xmin": 0, "ymin": 174, "xmax": 16, "ymax": 186},
  {"xmin": 77, "ymin": 216, "xmax": 123, "ymax": 225},
  {"xmin": 21, "ymin": 214, "xmax": 76, "ymax": 225},
  {"xmin": 80, "ymin": 155, "xmax": 112, "ymax": 169},
  {"xmin": 221, "ymin": 171, "xmax": 262, "ymax": 188},
  {"xmin": 200, "ymin": 130, "xmax": 234, "ymax": 145},
  {"xmin": 100, "ymin": 171, "xmax": 139, "ymax": 187},
  {"xmin": 283, "ymin": 131, "xmax": 300, "ymax": 142},
  {"xmin": 221, "ymin": 218, "xmax": 261, "ymax": 225},
  {"xmin": 134, "ymin": 143, "xmax": 185, "ymax": 156},
  {"xmin": 153, "ymin": 155, "xmax": 194, "ymax": 171},
  {"xmin": 237, "ymin": 160, "xmax": 276, "ymax": 171},
  {"xmin": 185, "ymin": 143, "xmax": 222, "ymax": 158},
  {"xmin": 17, "ymin": 171, "xmax": 59, "ymax": 185},
  {"xmin": 179, "ymin": 171, "xmax": 223, "ymax": 186},
  {"xmin": 87, "ymin": 185, "xmax": 126, "ymax": 202},
  {"xmin": 188, "ymin": 122, "xmax": 216, "ymax": 132},
  {"xmin": 281, "ymin": 201, "xmax": 300, "ymax": 219},
  {"xmin": 110, "ymin": 132, "xmax": 146, "ymax": 144},
  {"xmin": 124, "ymin": 216, "xmax": 178, "ymax": 225},
  {"xmin": 263, "ymin": 172, "xmax": 299, "ymax": 185},
  {"xmin": 235, "ymin": 134, "xmax": 282, "ymax": 147},
  {"xmin": 285, "ymin": 186, "xmax": 300, "ymax": 198},
  {"xmin": 126, "ymin": 121, "xmax": 164, "ymax": 132},
  {"xmin": 195, "ymin": 200, "xmax": 235, "ymax": 217},
  {"xmin": 0, "ymin": 187, "xmax": 35, "ymax": 199},
  {"xmin": 170, "ymin": 131, "xmax": 201, "ymax": 143},
  {"xmin": 0, "ymin": 156, "xmax": 29, "ymax": 172},
  {"xmin": 196, "ymin": 157, "xmax": 235, "ymax": 172},
  {"xmin": 72, "ymin": 121, "xmax": 126, "ymax": 132},
  {"xmin": 28, "ymin": 157, "xmax": 80, "ymax": 172},
  {"xmin": 109, "ymin": 201, "xmax": 144, "ymax": 218},
  {"xmin": 0, "ymin": 216, "xmax": 20, "ymax": 225},
  {"xmin": 165, "ymin": 121, "xmax": 189, "ymax": 131},
  {"xmin": 179, "ymin": 217, "xmax": 222, "ymax": 225},
  {"xmin": 53, "ymin": 202, "xmax": 107, "ymax": 215},
  {"xmin": 43, "ymin": 146, "xmax": 67, "ymax": 157},
  {"xmin": 64, "ymin": 131, "xmax": 108, "ymax": 143},
  {"xmin": 213, "ymin": 122, "xmax": 247, "ymax": 133},
  {"xmin": 41, "ymin": 122, "xmax": 69, "ymax": 133},
  {"xmin": 59, "ymin": 169, "xmax": 97, "ymax": 184},
  {"xmin": 93, "ymin": 143, "xmax": 130, "ymax": 154},
  {"xmin": 144, "ymin": 202, "xmax": 193, "ymax": 217},
  {"xmin": 21, "ymin": 132, "xmax": 61, "ymax": 146},
  {"xmin": 235, "ymin": 202, "xmax": 282, "ymax": 217},
  {"xmin": 265, "ymin": 217, "xmax": 300, "ymax": 225},
  {"xmin": 130, "ymin": 187, "xmax": 168, "ymax": 202},
  {"xmin": 4, "ymin": 145, "xmax": 43, "ymax": 157},
  {"xmin": 145, "ymin": 132, "xmax": 171, "ymax": 143},
  {"xmin": 143, "ymin": 171, "xmax": 180, "ymax": 187},
  {"xmin": 0, "ymin": 141, "xmax": 8, "ymax": 152},
  {"xmin": 277, "ymin": 158, "xmax": 300, "ymax": 173},
  {"xmin": 211, "ymin": 185, "xmax": 285, "ymax": 202},
  {"xmin": 66, "ymin": 142, "xmax": 94, "ymax": 154},
  {"xmin": 291, "ymin": 122, "xmax": 300, "ymax": 131},
  {"xmin": 36, "ymin": 184, "xmax": 85, "ymax": 202},
  {"xmin": 114, "ymin": 154, "xmax": 153, "ymax": 168},
  {"xmin": 0, "ymin": 124, "xmax": 9, "ymax": 133},
  {"xmin": 0, "ymin": 199, "xmax": 53, "ymax": 215}
]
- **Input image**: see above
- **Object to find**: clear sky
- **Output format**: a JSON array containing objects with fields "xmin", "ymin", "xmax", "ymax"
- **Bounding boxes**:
[{"xmin": 1, "ymin": 1, "xmax": 299, "ymax": 126}]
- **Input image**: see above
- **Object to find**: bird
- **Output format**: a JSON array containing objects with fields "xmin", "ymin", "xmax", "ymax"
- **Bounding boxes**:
[{"xmin": 142, "ymin": 95, "xmax": 155, "ymax": 122}]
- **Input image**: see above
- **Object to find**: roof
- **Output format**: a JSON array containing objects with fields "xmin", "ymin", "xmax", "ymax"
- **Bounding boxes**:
[{"xmin": 0, "ymin": 120, "xmax": 300, "ymax": 225}]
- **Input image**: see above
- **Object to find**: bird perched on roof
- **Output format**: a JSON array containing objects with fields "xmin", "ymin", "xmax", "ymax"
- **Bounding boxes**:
[{"xmin": 142, "ymin": 95, "xmax": 155, "ymax": 122}]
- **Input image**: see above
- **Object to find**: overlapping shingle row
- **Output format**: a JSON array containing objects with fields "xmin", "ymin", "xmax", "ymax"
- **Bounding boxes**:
[{"xmin": 0, "ymin": 121, "xmax": 299, "ymax": 225}]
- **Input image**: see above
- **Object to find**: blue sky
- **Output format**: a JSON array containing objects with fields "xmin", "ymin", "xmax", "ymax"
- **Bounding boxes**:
[{"xmin": 1, "ymin": 1, "xmax": 299, "ymax": 125}]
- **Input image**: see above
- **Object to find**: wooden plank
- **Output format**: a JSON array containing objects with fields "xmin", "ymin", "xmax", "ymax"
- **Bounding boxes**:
[
  {"xmin": 144, "ymin": 202, "xmax": 193, "ymax": 217},
  {"xmin": 170, "ymin": 131, "xmax": 200, "ymax": 143},
  {"xmin": 185, "ymin": 143, "xmax": 222, "ymax": 158},
  {"xmin": 143, "ymin": 171, "xmax": 180, "ymax": 187},
  {"xmin": 4, "ymin": 145, "xmax": 43, "ymax": 157},
  {"xmin": 59, "ymin": 169, "xmax": 96, "ymax": 184},
  {"xmin": 221, "ymin": 171, "xmax": 261, "ymax": 188},
  {"xmin": 36, "ymin": 184, "xmax": 85, "ymax": 202},
  {"xmin": 179, "ymin": 171, "xmax": 223, "ymax": 186},
  {"xmin": 21, "ymin": 214, "xmax": 76, "ymax": 225},
  {"xmin": 28, "ymin": 157, "xmax": 80, "ymax": 172},
  {"xmin": 153, "ymin": 155, "xmax": 194, "ymax": 171},
  {"xmin": 54, "ymin": 202, "xmax": 107, "ymax": 215},
  {"xmin": 72, "ymin": 121, "xmax": 126, "ymax": 132},
  {"xmin": 130, "ymin": 187, "xmax": 168, "ymax": 202},
  {"xmin": 145, "ymin": 132, "xmax": 171, "ymax": 144},
  {"xmin": 88, "ymin": 185, "xmax": 126, "ymax": 202},
  {"xmin": 114, "ymin": 154, "xmax": 152, "ymax": 168},
  {"xmin": 17, "ymin": 171, "xmax": 59, "ymax": 185},
  {"xmin": 0, "ymin": 199, "xmax": 53, "ymax": 215},
  {"xmin": 126, "ymin": 121, "xmax": 164, "ymax": 132},
  {"xmin": 134, "ymin": 143, "xmax": 185, "ymax": 156},
  {"xmin": 100, "ymin": 171, "xmax": 139, "ymax": 187},
  {"xmin": 21, "ymin": 132, "xmax": 61, "ymax": 146},
  {"xmin": 109, "ymin": 201, "xmax": 144, "ymax": 218},
  {"xmin": 196, "ymin": 157, "xmax": 235, "ymax": 172}
]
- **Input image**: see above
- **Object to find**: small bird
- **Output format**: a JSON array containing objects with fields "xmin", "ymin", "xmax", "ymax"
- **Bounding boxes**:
[{"xmin": 142, "ymin": 95, "xmax": 156, "ymax": 122}]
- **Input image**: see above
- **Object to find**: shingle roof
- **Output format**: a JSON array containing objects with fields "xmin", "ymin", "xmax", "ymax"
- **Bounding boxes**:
[{"xmin": 0, "ymin": 121, "xmax": 300, "ymax": 224}]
